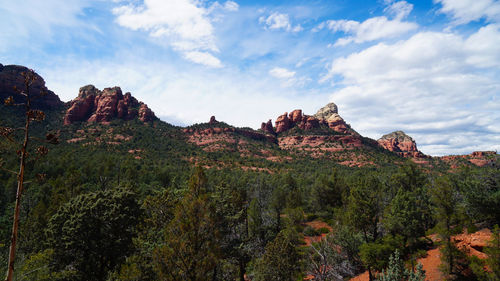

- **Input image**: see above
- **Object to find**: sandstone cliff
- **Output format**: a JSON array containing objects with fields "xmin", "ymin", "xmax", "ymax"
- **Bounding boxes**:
[
  {"xmin": 0, "ymin": 63, "xmax": 62, "ymax": 109},
  {"xmin": 64, "ymin": 85, "xmax": 156, "ymax": 125},
  {"xmin": 377, "ymin": 131, "xmax": 425, "ymax": 157}
]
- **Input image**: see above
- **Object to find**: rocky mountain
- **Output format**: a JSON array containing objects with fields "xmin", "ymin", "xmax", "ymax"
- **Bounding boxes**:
[
  {"xmin": 0, "ymin": 63, "xmax": 62, "ymax": 109},
  {"xmin": 263, "ymin": 103, "xmax": 355, "ymax": 135},
  {"xmin": 377, "ymin": 131, "xmax": 425, "ymax": 158},
  {"xmin": 2, "ymin": 62, "xmax": 496, "ymax": 169},
  {"xmin": 64, "ymin": 85, "xmax": 156, "ymax": 125}
]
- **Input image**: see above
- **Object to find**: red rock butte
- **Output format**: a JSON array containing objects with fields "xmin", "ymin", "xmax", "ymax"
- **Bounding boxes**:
[
  {"xmin": 377, "ymin": 130, "xmax": 426, "ymax": 158},
  {"xmin": 64, "ymin": 85, "xmax": 156, "ymax": 125}
]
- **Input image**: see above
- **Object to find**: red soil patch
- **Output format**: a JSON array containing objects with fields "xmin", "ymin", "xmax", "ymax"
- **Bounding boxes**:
[
  {"xmin": 349, "ymin": 229, "xmax": 493, "ymax": 281},
  {"xmin": 302, "ymin": 221, "xmax": 333, "ymax": 246},
  {"xmin": 418, "ymin": 248, "xmax": 444, "ymax": 281}
]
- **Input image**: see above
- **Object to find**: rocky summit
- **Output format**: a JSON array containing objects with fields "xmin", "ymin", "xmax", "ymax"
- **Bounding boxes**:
[
  {"xmin": 64, "ymin": 85, "xmax": 156, "ymax": 125},
  {"xmin": 377, "ymin": 130, "xmax": 425, "ymax": 158},
  {"xmin": 0, "ymin": 64, "xmax": 62, "ymax": 109}
]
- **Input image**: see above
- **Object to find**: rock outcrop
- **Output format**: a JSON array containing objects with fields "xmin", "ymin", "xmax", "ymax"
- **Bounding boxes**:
[
  {"xmin": 0, "ymin": 64, "xmax": 62, "ymax": 109},
  {"xmin": 314, "ymin": 103, "xmax": 351, "ymax": 133},
  {"xmin": 261, "ymin": 119, "xmax": 275, "ymax": 135},
  {"xmin": 64, "ymin": 85, "xmax": 156, "ymax": 125},
  {"xmin": 378, "ymin": 131, "xmax": 424, "ymax": 157},
  {"xmin": 274, "ymin": 110, "xmax": 322, "ymax": 133},
  {"xmin": 439, "ymin": 151, "xmax": 497, "ymax": 167},
  {"xmin": 269, "ymin": 102, "xmax": 353, "ymax": 135}
]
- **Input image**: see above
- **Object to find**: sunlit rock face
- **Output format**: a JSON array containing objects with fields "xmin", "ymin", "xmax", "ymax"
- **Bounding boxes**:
[
  {"xmin": 64, "ymin": 85, "xmax": 156, "ymax": 125},
  {"xmin": 378, "ymin": 131, "xmax": 425, "ymax": 157}
]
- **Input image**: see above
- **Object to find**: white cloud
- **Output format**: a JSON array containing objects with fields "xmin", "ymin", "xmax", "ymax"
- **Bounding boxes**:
[
  {"xmin": 184, "ymin": 51, "xmax": 223, "ymax": 68},
  {"xmin": 384, "ymin": 0, "xmax": 413, "ymax": 20},
  {"xmin": 322, "ymin": 26, "xmax": 500, "ymax": 155},
  {"xmin": 113, "ymin": 0, "xmax": 236, "ymax": 67},
  {"xmin": 269, "ymin": 67, "xmax": 296, "ymax": 79},
  {"xmin": 223, "ymin": 1, "xmax": 239, "ymax": 12},
  {"xmin": 259, "ymin": 12, "xmax": 303, "ymax": 32},
  {"xmin": 435, "ymin": 0, "xmax": 500, "ymax": 25},
  {"xmin": 325, "ymin": 16, "xmax": 417, "ymax": 46},
  {"xmin": 318, "ymin": 0, "xmax": 417, "ymax": 46}
]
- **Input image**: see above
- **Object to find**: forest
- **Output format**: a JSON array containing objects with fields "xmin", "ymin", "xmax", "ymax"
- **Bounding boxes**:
[{"xmin": 0, "ymin": 73, "xmax": 499, "ymax": 281}]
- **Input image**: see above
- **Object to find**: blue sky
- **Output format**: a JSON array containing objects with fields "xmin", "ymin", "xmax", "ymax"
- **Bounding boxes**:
[{"xmin": 1, "ymin": 0, "xmax": 499, "ymax": 156}]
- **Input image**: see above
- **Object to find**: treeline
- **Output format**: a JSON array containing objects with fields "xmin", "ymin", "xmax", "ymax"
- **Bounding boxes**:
[{"xmin": 1, "ymin": 156, "xmax": 498, "ymax": 280}]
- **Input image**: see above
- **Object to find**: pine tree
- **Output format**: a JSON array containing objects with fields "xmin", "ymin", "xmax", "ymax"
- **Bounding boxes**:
[{"xmin": 153, "ymin": 167, "xmax": 220, "ymax": 281}]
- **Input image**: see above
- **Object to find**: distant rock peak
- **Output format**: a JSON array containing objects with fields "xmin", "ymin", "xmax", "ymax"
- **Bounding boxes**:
[
  {"xmin": 0, "ymin": 64, "xmax": 63, "ymax": 109},
  {"xmin": 377, "ymin": 131, "xmax": 425, "ymax": 158},
  {"xmin": 314, "ymin": 102, "xmax": 338, "ymax": 120},
  {"xmin": 64, "ymin": 85, "xmax": 156, "ymax": 125},
  {"xmin": 265, "ymin": 102, "xmax": 352, "ymax": 135}
]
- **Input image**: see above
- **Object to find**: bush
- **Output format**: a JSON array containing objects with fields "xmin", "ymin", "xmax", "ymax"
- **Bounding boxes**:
[{"xmin": 303, "ymin": 226, "xmax": 319, "ymax": 236}]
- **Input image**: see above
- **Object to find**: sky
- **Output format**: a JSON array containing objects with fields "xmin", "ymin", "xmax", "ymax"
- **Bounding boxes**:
[{"xmin": 1, "ymin": 0, "xmax": 499, "ymax": 156}]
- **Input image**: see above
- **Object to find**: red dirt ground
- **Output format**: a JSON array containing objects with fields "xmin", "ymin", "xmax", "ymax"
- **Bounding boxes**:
[{"xmin": 349, "ymin": 229, "xmax": 493, "ymax": 281}]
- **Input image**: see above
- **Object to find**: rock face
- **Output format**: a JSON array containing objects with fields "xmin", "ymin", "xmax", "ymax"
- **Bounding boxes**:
[
  {"xmin": 64, "ymin": 85, "xmax": 156, "ymax": 125},
  {"xmin": 269, "ymin": 102, "xmax": 353, "ymax": 135},
  {"xmin": 314, "ymin": 103, "xmax": 350, "ymax": 133},
  {"xmin": 439, "ymin": 151, "xmax": 497, "ymax": 168},
  {"xmin": 261, "ymin": 119, "xmax": 275, "ymax": 135},
  {"xmin": 378, "ymin": 131, "xmax": 424, "ymax": 157},
  {"xmin": 0, "ymin": 64, "xmax": 62, "ymax": 109}
]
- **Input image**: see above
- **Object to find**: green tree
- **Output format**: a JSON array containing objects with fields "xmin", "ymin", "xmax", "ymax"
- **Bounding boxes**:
[
  {"xmin": 46, "ymin": 187, "xmax": 141, "ymax": 281},
  {"xmin": 153, "ymin": 167, "xmax": 220, "ymax": 281},
  {"xmin": 430, "ymin": 176, "xmax": 465, "ymax": 278},
  {"xmin": 254, "ymin": 228, "xmax": 301, "ymax": 281},
  {"xmin": 346, "ymin": 175, "xmax": 383, "ymax": 243}
]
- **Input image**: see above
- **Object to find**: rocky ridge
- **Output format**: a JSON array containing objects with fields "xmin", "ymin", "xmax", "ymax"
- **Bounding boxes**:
[
  {"xmin": 0, "ymin": 63, "xmax": 62, "ymax": 109},
  {"xmin": 64, "ymin": 85, "xmax": 156, "ymax": 125},
  {"xmin": 378, "ymin": 131, "xmax": 425, "ymax": 158},
  {"xmin": 439, "ymin": 151, "xmax": 497, "ymax": 168},
  {"xmin": 265, "ymin": 103, "xmax": 354, "ymax": 135}
]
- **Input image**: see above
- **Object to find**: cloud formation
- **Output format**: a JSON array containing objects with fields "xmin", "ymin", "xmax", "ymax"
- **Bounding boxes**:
[
  {"xmin": 113, "ymin": 0, "xmax": 237, "ymax": 67},
  {"xmin": 435, "ymin": 0, "xmax": 500, "ymax": 25},
  {"xmin": 259, "ymin": 12, "xmax": 303, "ymax": 32},
  {"xmin": 317, "ymin": 0, "xmax": 417, "ymax": 46},
  {"xmin": 323, "ymin": 25, "xmax": 500, "ymax": 155}
]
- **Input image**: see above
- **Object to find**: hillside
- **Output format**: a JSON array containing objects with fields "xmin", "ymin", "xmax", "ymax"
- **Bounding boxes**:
[{"xmin": 0, "ymin": 64, "xmax": 498, "ymax": 281}]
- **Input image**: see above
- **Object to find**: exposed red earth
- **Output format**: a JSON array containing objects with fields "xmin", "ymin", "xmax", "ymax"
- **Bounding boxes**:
[{"xmin": 349, "ymin": 229, "xmax": 494, "ymax": 281}]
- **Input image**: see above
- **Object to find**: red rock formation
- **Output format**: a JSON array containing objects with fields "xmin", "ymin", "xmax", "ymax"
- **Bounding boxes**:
[
  {"xmin": 261, "ymin": 119, "xmax": 275, "ymax": 135},
  {"xmin": 0, "ymin": 64, "xmax": 62, "ymax": 109},
  {"xmin": 377, "ymin": 131, "xmax": 425, "ymax": 158},
  {"xmin": 289, "ymin": 109, "xmax": 302, "ymax": 123},
  {"xmin": 275, "ymin": 112, "xmax": 292, "ymax": 133},
  {"xmin": 439, "ymin": 151, "xmax": 497, "ymax": 167},
  {"xmin": 209, "ymin": 116, "xmax": 217, "ymax": 124},
  {"xmin": 64, "ymin": 85, "xmax": 156, "ymax": 125},
  {"xmin": 314, "ymin": 103, "xmax": 352, "ymax": 133},
  {"xmin": 138, "ymin": 103, "xmax": 155, "ymax": 122}
]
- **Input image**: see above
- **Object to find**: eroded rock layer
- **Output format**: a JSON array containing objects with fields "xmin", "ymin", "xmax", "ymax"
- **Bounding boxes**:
[
  {"xmin": 378, "ymin": 131, "xmax": 425, "ymax": 157},
  {"xmin": 64, "ymin": 85, "xmax": 156, "ymax": 125}
]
